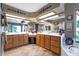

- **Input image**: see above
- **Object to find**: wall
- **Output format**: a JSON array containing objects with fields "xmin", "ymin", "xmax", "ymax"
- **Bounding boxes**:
[
  {"xmin": 65, "ymin": 3, "xmax": 79, "ymax": 47},
  {"xmin": 38, "ymin": 21, "xmax": 65, "ymax": 33},
  {"xmin": 65, "ymin": 3, "xmax": 79, "ymax": 38},
  {"xmin": 58, "ymin": 21, "xmax": 65, "ymax": 30},
  {"xmin": 51, "ymin": 19, "xmax": 65, "ymax": 32}
]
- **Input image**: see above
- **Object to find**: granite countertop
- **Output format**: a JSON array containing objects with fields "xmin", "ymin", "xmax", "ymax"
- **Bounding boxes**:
[
  {"xmin": 6, "ymin": 32, "xmax": 61, "ymax": 37},
  {"xmin": 6, "ymin": 32, "xmax": 27, "ymax": 35},
  {"xmin": 27, "ymin": 33, "xmax": 36, "ymax": 36},
  {"xmin": 61, "ymin": 45, "xmax": 79, "ymax": 56},
  {"xmin": 37, "ymin": 32, "xmax": 61, "ymax": 37},
  {"xmin": 61, "ymin": 37, "xmax": 79, "ymax": 56},
  {"xmin": 6, "ymin": 32, "xmax": 37, "ymax": 36}
]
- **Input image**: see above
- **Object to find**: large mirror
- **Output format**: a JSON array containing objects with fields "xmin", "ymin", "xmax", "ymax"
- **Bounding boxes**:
[{"xmin": 75, "ymin": 10, "xmax": 79, "ymax": 43}]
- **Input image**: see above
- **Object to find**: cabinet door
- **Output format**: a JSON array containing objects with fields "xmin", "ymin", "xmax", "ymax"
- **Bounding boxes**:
[
  {"xmin": 13, "ymin": 35, "xmax": 18, "ymax": 47},
  {"xmin": 51, "ymin": 36, "xmax": 61, "ymax": 56},
  {"xmin": 40, "ymin": 35, "xmax": 45, "ymax": 47},
  {"xmin": 18, "ymin": 35, "xmax": 24, "ymax": 46},
  {"xmin": 51, "ymin": 45, "xmax": 60, "ymax": 55},
  {"xmin": 23, "ymin": 34, "xmax": 28, "ymax": 44},
  {"xmin": 36, "ymin": 34, "xmax": 41, "ymax": 46},
  {"xmin": 45, "ymin": 35, "xmax": 50, "ymax": 49},
  {"xmin": 4, "ymin": 35, "xmax": 13, "ymax": 50},
  {"xmin": 51, "ymin": 40, "xmax": 60, "ymax": 47},
  {"xmin": 51, "ymin": 36, "xmax": 60, "ymax": 42}
]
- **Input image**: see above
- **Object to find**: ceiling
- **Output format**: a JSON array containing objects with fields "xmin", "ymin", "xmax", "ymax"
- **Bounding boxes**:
[
  {"xmin": 53, "ymin": 3, "xmax": 64, "ymax": 14},
  {"xmin": 4, "ymin": 3, "xmax": 64, "ymax": 19},
  {"xmin": 39, "ymin": 3, "xmax": 64, "ymax": 21},
  {"xmin": 5, "ymin": 3, "xmax": 48, "ymax": 12}
]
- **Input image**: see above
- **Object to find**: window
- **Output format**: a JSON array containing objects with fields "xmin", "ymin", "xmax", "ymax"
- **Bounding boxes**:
[
  {"xmin": 45, "ymin": 26, "xmax": 51, "ymax": 31},
  {"xmin": 22, "ymin": 25, "xmax": 28, "ymax": 32},
  {"xmin": 7, "ymin": 23, "xmax": 28, "ymax": 33},
  {"xmin": 12, "ymin": 25, "xmax": 21, "ymax": 32},
  {"xmin": 7, "ymin": 23, "xmax": 22, "ymax": 32},
  {"xmin": 7, "ymin": 16, "xmax": 28, "ymax": 33},
  {"xmin": 7, "ymin": 24, "xmax": 11, "ymax": 32}
]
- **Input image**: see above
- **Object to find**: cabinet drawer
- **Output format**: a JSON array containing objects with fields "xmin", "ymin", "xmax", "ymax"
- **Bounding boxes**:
[
  {"xmin": 51, "ymin": 36, "xmax": 60, "ymax": 42},
  {"xmin": 51, "ymin": 41, "xmax": 60, "ymax": 47},
  {"xmin": 23, "ymin": 34, "xmax": 28, "ymax": 36},
  {"xmin": 36, "ymin": 34, "xmax": 41, "ymax": 36},
  {"xmin": 51, "ymin": 46, "xmax": 60, "ymax": 54}
]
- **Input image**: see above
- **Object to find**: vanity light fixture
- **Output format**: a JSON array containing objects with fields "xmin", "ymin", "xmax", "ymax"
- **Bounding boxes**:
[
  {"xmin": 6, "ymin": 14, "xmax": 26, "ymax": 19},
  {"xmin": 44, "ymin": 15, "xmax": 59, "ymax": 20},
  {"xmin": 39, "ymin": 12, "xmax": 55, "ymax": 19},
  {"xmin": 25, "ymin": 21, "xmax": 30, "ymax": 23},
  {"xmin": 22, "ymin": 21, "xmax": 30, "ymax": 24},
  {"xmin": 40, "ymin": 20, "xmax": 44, "ymax": 22},
  {"xmin": 6, "ymin": 16, "xmax": 23, "ymax": 22}
]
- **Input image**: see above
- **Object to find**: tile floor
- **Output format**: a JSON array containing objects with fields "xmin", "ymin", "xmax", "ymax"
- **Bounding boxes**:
[{"xmin": 4, "ymin": 44, "xmax": 55, "ymax": 56}]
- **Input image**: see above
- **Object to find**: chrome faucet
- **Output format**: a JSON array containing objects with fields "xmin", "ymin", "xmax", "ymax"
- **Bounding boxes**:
[{"xmin": 68, "ymin": 45, "xmax": 73, "ymax": 49}]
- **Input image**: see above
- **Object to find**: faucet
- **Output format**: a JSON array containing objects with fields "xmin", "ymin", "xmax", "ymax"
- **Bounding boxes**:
[{"xmin": 68, "ymin": 45, "xmax": 74, "ymax": 49}]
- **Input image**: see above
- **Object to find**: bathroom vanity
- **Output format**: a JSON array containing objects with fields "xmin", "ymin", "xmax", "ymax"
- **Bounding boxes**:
[
  {"xmin": 4, "ymin": 32, "xmax": 61, "ymax": 56},
  {"xmin": 36, "ymin": 33, "xmax": 61, "ymax": 56},
  {"xmin": 4, "ymin": 33, "xmax": 29, "ymax": 50}
]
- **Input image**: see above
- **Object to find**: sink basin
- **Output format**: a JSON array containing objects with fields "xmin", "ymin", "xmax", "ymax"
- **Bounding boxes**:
[{"xmin": 69, "ymin": 47, "xmax": 79, "ymax": 55}]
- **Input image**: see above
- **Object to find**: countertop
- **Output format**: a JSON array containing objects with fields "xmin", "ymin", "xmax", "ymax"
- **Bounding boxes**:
[
  {"xmin": 61, "ymin": 35, "xmax": 79, "ymax": 56},
  {"xmin": 37, "ymin": 32, "xmax": 61, "ymax": 37},
  {"xmin": 6, "ymin": 32, "xmax": 27, "ymax": 35},
  {"xmin": 61, "ymin": 45, "xmax": 79, "ymax": 56},
  {"xmin": 6, "ymin": 32, "xmax": 61, "ymax": 37}
]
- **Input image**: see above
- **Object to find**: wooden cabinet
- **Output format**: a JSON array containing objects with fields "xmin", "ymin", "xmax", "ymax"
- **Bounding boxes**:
[
  {"xmin": 13, "ymin": 35, "xmax": 19, "ymax": 47},
  {"xmin": 23, "ymin": 34, "xmax": 28, "ymax": 44},
  {"xmin": 40, "ymin": 35, "xmax": 45, "ymax": 47},
  {"xmin": 4, "ymin": 34, "xmax": 29, "ymax": 50},
  {"xmin": 36, "ymin": 34, "xmax": 41, "ymax": 46},
  {"xmin": 51, "ymin": 45, "xmax": 60, "ymax": 54},
  {"xmin": 36, "ymin": 34, "xmax": 61, "ymax": 56},
  {"xmin": 44, "ymin": 35, "xmax": 51, "ymax": 50},
  {"xmin": 4, "ymin": 35, "xmax": 13, "ymax": 50},
  {"xmin": 18, "ymin": 35, "xmax": 24, "ymax": 46},
  {"xmin": 51, "ymin": 36, "xmax": 61, "ymax": 56},
  {"xmin": 5, "ymin": 34, "xmax": 61, "ymax": 56}
]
